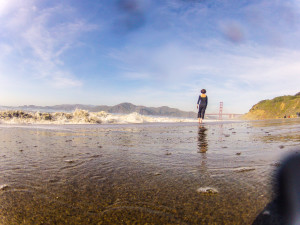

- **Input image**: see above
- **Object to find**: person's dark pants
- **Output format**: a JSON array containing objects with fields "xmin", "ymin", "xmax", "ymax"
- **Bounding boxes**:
[{"xmin": 198, "ymin": 106, "xmax": 206, "ymax": 119}]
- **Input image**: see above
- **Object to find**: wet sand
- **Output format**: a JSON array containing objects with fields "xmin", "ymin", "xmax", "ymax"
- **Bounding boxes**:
[{"xmin": 0, "ymin": 119, "xmax": 299, "ymax": 224}]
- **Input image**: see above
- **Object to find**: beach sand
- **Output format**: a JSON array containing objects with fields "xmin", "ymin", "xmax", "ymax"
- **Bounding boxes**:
[{"xmin": 0, "ymin": 119, "xmax": 299, "ymax": 224}]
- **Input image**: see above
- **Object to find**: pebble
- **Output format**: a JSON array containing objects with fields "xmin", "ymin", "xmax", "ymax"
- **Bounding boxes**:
[
  {"xmin": 235, "ymin": 167, "xmax": 255, "ymax": 173},
  {"xmin": 0, "ymin": 184, "xmax": 9, "ymax": 190},
  {"xmin": 197, "ymin": 187, "xmax": 218, "ymax": 194},
  {"xmin": 236, "ymin": 152, "xmax": 241, "ymax": 155},
  {"xmin": 64, "ymin": 160, "xmax": 75, "ymax": 163}
]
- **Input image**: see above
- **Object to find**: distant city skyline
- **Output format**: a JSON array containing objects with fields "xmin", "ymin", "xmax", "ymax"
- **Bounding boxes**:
[{"xmin": 0, "ymin": 0, "xmax": 299, "ymax": 113}]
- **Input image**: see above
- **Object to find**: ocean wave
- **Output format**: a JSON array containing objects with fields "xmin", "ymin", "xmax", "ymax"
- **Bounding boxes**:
[{"xmin": 0, "ymin": 109, "xmax": 198, "ymax": 124}]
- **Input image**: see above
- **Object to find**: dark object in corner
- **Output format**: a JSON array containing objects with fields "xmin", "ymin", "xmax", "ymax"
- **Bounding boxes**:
[{"xmin": 253, "ymin": 153, "xmax": 300, "ymax": 225}]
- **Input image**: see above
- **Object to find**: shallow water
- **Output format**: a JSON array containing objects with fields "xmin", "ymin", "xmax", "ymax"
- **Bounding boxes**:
[{"xmin": 0, "ymin": 119, "xmax": 299, "ymax": 224}]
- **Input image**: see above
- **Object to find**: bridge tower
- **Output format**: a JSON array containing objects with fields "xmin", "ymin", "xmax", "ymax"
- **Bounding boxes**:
[{"xmin": 219, "ymin": 102, "xmax": 223, "ymax": 120}]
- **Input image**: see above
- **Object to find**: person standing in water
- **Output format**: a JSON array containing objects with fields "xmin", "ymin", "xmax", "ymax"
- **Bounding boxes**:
[{"xmin": 197, "ymin": 89, "xmax": 208, "ymax": 124}]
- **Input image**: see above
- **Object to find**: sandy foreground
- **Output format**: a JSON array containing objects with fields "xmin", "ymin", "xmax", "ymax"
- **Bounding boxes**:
[{"xmin": 0, "ymin": 119, "xmax": 299, "ymax": 224}]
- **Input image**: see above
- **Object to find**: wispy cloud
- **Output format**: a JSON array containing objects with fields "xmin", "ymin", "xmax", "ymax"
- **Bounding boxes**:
[
  {"xmin": 1, "ymin": 1, "xmax": 299, "ymax": 111},
  {"xmin": 1, "ymin": 1, "xmax": 97, "ymax": 88},
  {"xmin": 107, "ymin": 37, "xmax": 300, "ymax": 112},
  {"xmin": 51, "ymin": 72, "xmax": 83, "ymax": 88}
]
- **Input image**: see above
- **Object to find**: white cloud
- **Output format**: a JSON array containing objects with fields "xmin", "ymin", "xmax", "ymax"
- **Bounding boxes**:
[
  {"xmin": 0, "ymin": 1, "xmax": 299, "ymax": 110},
  {"xmin": 0, "ymin": 0, "xmax": 21, "ymax": 17},
  {"xmin": 0, "ymin": 1, "xmax": 97, "ymax": 88},
  {"xmin": 108, "ymin": 38, "xmax": 300, "ymax": 112},
  {"xmin": 51, "ymin": 72, "xmax": 82, "ymax": 88}
]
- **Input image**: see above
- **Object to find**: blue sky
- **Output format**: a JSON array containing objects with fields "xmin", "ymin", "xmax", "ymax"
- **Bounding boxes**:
[{"xmin": 0, "ymin": 0, "xmax": 299, "ymax": 113}]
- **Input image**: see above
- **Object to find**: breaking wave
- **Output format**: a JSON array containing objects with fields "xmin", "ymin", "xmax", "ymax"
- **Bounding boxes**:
[{"xmin": 0, "ymin": 109, "xmax": 198, "ymax": 124}]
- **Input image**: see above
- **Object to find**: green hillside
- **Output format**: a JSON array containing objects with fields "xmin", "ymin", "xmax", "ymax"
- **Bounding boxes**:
[{"xmin": 243, "ymin": 92, "xmax": 300, "ymax": 119}]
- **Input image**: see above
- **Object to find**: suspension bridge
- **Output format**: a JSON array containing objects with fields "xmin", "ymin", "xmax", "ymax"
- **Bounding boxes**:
[{"xmin": 206, "ymin": 102, "xmax": 244, "ymax": 119}]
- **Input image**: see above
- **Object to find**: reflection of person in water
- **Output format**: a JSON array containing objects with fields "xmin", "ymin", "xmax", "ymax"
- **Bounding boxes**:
[{"xmin": 197, "ymin": 126, "xmax": 208, "ymax": 153}]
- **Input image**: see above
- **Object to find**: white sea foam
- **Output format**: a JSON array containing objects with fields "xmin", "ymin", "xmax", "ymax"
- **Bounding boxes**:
[{"xmin": 0, "ymin": 109, "xmax": 200, "ymax": 124}]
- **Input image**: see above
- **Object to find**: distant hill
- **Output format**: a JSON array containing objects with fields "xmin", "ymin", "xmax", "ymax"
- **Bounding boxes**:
[
  {"xmin": 0, "ymin": 103, "xmax": 197, "ymax": 118},
  {"xmin": 243, "ymin": 92, "xmax": 300, "ymax": 119}
]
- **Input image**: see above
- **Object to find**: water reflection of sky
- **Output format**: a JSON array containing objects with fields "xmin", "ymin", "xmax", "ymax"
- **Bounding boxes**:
[
  {"xmin": 250, "ymin": 119, "xmax": 300, "ymax": 144},
  {"xmin": 0, "ymin": 120, "xmax": 299, "ymax": 224}
]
